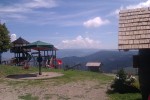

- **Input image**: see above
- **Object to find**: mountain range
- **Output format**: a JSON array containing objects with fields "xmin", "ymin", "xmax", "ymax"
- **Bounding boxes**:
[
  {"xmin": 57, "ymin": 49, "xmax": 100, "ymax": 58},
  {"xmin": 61, "ymin": 50, "xmax": 138, "ymax": 72}
]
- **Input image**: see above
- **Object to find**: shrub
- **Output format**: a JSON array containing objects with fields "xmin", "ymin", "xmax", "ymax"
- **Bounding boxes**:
[{"xmin": 110, "ymin": 69, "xmax": 140, "ymax": 93}]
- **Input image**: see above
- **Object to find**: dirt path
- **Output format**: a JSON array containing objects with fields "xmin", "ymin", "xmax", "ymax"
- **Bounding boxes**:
[{"xmin": 0, "ymin": 73, "xmax": 109, "ymax": 100}]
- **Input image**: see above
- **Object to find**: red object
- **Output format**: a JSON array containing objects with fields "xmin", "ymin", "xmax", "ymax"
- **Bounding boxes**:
[
  {"xmin": 46, "ymin": 58, "xmax": 62, "ymax": 68},
  {"xmin": 24, "ymin": 66, "xmax": 29, "ymax": 69},
  {"xmin": 56, "ymin": 59, "xmax": 62, "ymax": 65},
  {"xmin": 23, "ymin": 61, "xmax": 29, "ymax": 69},
  {"xmin": 148, "ymin": 95, "xmax": 150, "ymax": 100}
]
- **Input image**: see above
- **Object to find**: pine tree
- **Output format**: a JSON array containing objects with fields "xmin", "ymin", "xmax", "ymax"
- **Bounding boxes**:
[
  {"xmin": 116, "ymin": 68, "xmax": 127, "ymax": 82},
  {"xmin": 0, "ymin": 23, "xmax": 11, "ymax": 64},
  {"xmin": 111, "ymin": 69, "xmax": 127, "ymax": 93}
]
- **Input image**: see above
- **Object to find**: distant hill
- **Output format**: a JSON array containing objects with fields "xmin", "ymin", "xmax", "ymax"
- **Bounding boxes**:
[
  {"xmin": 2, "ymin": 49, "xmax": 99, "ymax": 60},
  {"xmin": 57, "ymin": 49, "xmax": 100, "ymax": 58},
  {"xmin": 61, "ymin": 50, "xmax": 138, "ymax": 72}
]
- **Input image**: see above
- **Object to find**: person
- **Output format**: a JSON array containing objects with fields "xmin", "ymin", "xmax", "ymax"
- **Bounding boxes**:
[
  {"xmin": 50, "ymin": 56, "xmax": 53, "ymax": 68},
  {"xmin": 46, "ymin": 55, "xmax": 54, "ymax": 68},
  {"xmin": 46, "ymin": 58, "xmax": 50, "ymax": 68}
]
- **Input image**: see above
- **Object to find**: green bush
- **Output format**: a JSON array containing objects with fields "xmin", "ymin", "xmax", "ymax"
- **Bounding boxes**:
[
  {"xmin": 110, "ymin": 69, "xmax": 140, "ymax": 93},
  {"xmin": 131, "ymin": 81, "xmax": 140, "ymax": 90}
]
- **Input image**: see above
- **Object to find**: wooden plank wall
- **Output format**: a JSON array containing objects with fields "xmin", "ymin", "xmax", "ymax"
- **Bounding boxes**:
[{"xmin": 118, "ymin": 7, "xmax": 150, "ymax": 50}]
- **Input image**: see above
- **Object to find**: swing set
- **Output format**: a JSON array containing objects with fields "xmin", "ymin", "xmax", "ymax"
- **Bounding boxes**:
[{"xmin": 10, "ymin": 37, "xmax": 62, "ymax": 70}]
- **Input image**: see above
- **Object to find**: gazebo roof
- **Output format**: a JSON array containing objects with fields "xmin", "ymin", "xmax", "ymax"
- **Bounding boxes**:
[
  {"xmin": 51, "ymin": 47, "xmax": 58, "ymax": 51},
  {"xmin": 12, "ymin": 37, "xmax": 30, "ymax": 44},
  {"xmin": 25, "ymin": 40, "xmax": 54, "ymax": 51}
]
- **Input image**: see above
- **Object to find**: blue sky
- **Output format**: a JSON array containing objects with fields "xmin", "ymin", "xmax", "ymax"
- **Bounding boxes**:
[{"xmin": 0, "ymin": 0, "xmax": 149, "ymax": 49}]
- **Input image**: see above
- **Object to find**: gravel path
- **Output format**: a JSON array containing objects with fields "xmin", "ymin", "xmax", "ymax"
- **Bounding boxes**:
[{"xmin": 0, "ymin": 72, "xmax": 109, "ymax": 100}]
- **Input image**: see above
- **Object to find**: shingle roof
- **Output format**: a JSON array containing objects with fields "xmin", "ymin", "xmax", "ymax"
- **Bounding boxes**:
[
  {"xmin": 12, "ymin": 37, "xmax": 30, "ymax": 44},
  {"xmin": 25, "ymin": 40, "xmax": 53, "ymax": 51},
  {"xmin": 86, "ymin": 62, "xmax": 101, "ymax": 67}
]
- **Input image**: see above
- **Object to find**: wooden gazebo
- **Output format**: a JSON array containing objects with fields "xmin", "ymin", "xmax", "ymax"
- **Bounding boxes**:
[
  {"xmin": 10, "ymin": 37, "xmax": 30, "ymax": 65},
  {"xmin": 10, "ymin": 38, "xmax": 59, "ymax": 71},
  {"xmin": 24, "ymin": 40, "xmax": 58, "ymax": 75}
]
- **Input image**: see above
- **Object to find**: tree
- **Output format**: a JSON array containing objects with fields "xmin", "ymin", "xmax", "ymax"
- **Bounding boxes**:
[
  {"xmin": 116, "ymin": 68, "xmax": 127, "ymax": 82},
  {"xmin": 110, "ymin": 69, "xmax": 140, "ymax": 93},
  {"xmin": 0, "ymin": 23, "xmax": 11, "ymax": 64},
  {"xmin": 110, "ymin": 69, "xmax": 127, "ymax": 93}
]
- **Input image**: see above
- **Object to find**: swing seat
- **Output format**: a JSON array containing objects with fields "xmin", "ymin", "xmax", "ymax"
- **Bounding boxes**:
[
  {"xmin": 23, "ymin": 61, "xmax": 30, "ymax": 69},
  {"xmin": 24, "ymin": 66, "xmax": 29, "ymax": 69}
]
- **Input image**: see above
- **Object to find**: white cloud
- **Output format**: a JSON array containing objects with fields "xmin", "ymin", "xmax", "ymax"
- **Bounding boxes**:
[
  {"xmin": 114, "ymin": 0, "xmax": 150, "ymax": 15},
  {"xmin": 57, "ymin": 35, "xmax": 101, "ymax": 49},
  {"xmin": 23, "ymin": 0, "xmax": 57, "ymax": 9},
  {"xmin": 127, "ymin": 0, "xmax": 150, "ymax": 9},
  {"xmin": 0, "ymin": 0, "xmax": 57, "ymax": 13},
  {"xmin": 10, "ymin": 34, "xmax": 17, "ymax": 42},
  {"xmin": 114, "ymin": 6, "xmax": 124, "ymax": 15},
  {"xmin": 83, "ymin": 17, "xmax": 109, "ymax": 28},
  {"xmin": 0, "ymin": 1, "xmax": 103, "ymax": 26},
  {"xmin": 0, "ymin": 0, "xmax": 58, "ymax": 23}
]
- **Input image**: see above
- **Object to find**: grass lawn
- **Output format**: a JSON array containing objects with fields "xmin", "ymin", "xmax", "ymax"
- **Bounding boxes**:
[
  {"xmin": 0, "ymin": 65, "xmax": 142, "ymax": 100},
  {"xmin": 18, "ymin": 93, "xmax": 39, "ymax": 100},
  {"xmin": 107, "ymin": 75, "xmax": 142, "ymax": 100},
  {"xmin": 0, "ymin": 65, "xmax": 113, "ymax": 88},
  {"xmin": 109, "ymin": 93, "xmax": 142, "ymax": 100},
  {"xmin": 0, "ymin": 65, "xmax": 112, "ymax": 83}
]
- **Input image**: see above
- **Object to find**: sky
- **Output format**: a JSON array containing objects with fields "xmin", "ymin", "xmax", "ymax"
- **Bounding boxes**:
[{"xmin": 0, "ymin": 0, "xmax": 149, "ymax": 49}]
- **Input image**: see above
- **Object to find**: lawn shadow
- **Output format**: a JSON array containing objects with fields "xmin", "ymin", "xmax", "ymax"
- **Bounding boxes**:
[
  {"xmin": 106, "ymin": 88, "xmax": 142, "ymax": 100},
  {"xmin": 135, "ymin": 99, "xmax": 142, "ymax": 100},
  {"xmin": 106, "ymin": 88, "xmax": 115, "ymax": 94},
  {"xmin": 6, "ymin": 74, "xmax": 37, "ymax": 79}
]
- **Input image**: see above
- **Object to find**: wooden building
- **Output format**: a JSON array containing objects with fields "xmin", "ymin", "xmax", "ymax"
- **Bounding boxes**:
[
  {"xmin": 118, "ymin": 8, "xmax": 150, "ymax": 50},
  {"xmin": 86, "ymin": 62, "xmax": 102, "ymax": 72},
  {"xmin": 119, "ymin": 7, "xmax": 150, "ymax": 100}
]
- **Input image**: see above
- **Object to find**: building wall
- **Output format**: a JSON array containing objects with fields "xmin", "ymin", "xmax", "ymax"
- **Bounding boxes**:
[
  {"xmin": 88, "ymin": 66, "xmax": 100, "ymax": 72},
  {"xmin": 119, "ymin": 7, "xmax": 150, "ymax": 50}
]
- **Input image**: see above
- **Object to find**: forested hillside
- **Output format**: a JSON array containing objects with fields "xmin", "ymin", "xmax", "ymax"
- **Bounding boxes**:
[{"xmin": 61, "ymin": 50, "xmax": 138, "ymax": 72}]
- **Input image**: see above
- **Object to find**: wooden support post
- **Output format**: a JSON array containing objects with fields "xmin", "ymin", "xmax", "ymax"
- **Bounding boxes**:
[
  {"xmin": 47, "ymin": 50, "xmax": 48, "ymax": 56},
  {"xmin": 44, "ymin": 51, "xmax": 45, "ymax": 57},
  {"xmin": 38, "ymin": 50, "xmax": 42, "ymax": 75},
  {"xmin": 52, "ymin": 50, "xmax": 55, "ymax": 68},
  {"xmin": 138, "ymin": 49, "xmax": 150, "ymax": 100},
  {"xmin": 55, "ymin": 50, "xmax": 57, "ymax": 68}
]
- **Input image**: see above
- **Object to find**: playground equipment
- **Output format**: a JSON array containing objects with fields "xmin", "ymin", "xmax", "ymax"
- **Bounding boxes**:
[
  {"xmin": 23, "ymin": 61, "xmax": 30, "ymax": 69},
  {"xmin": 10, "ymin": 38, "xmax": 60, "ymax": 74},
  {"xmin": 25, "ymin": 40, "xmax": 58, "ymax": 75},
  {"xmin": 45, "ymin": 56, "xmax": 62, "ymax": 68},
  {"xmin": 10, "ymin": 37, "xmax": 31, "ymax": 66}
]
